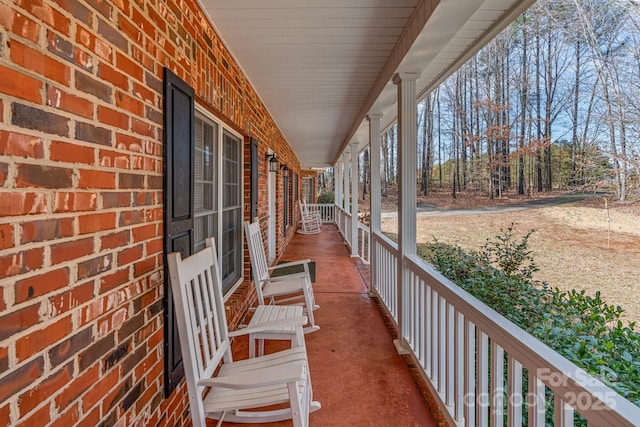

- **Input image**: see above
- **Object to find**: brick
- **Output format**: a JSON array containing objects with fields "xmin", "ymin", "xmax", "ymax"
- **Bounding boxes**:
[
  {"xmin": 98, "ymin": 62, "xmax": 128, "ymax": 90},
  {"xmin": 118, "ymin": 13, "xmax": 143, "ymax": 45},
  {"xmin": 117, "ymin": 245, "xmax": 142, "ymax": 265},
  {"xmin": 119, "ymin": 312, "xmax": 144, "ymax": 342},
  {"xmin": 122, "ymin": 380, "xmax": 144, "ymax": 411},
  {"xmin": 131, "ymin": 223, "xmax": 155, "ymax": 242},
  {"xmin": 85, "ymin": 0, "xmax": 112, "ymax": 18},
  {"xmin": 0, "ymin": 192, "xmax": 47, "ymax": 216},
  {"xmin": 0, "ymin": 346, "xmax": 8, "ymax": 375},
  {"xmin": 75, "ymin": 70, "xmax": 112, "ymax": 102},
  {"xmin": 77, "ymin": 25, "xmax": 112, "ymax": 61},
  {"xmin": 97, "ymin": 17, "xmax": 128, "ymax": 52},
  {"xmin": 49, "ymin": 402, "xmax": 80, "ymax": 427},
  {"xmin": 53, "ymin": 191, "xmax": 97, "ymax": 213},
  {"xmin": 76, "ymin": 121, "xmax": 112, "ymax": 146},
  {"xmin": 15, "ymin": 268, "xmax": 70, "ymax": 303},
  {"xmin": 47, "ymin": 29, "xmax": 74, "ymax": 63},
  {"xmin": 103, "ymin": 375, "xmax": 132, "ymax": 412},
  {"xmin": 0, "ymin": 129, "xmax": 44, "ymax": 158},
  {"xmin": 133, "ymin": 191, "xmax": 153, "ymax": 207},
  {"xmin": 48, "ymin": 327, "xmax": 93, "ymax": 368},
  {"xmin": 115, "ymin": 90, "xmax": 144, "ymax": 117},
  {"xmin": 0, "ymin": 163, "xmax": 7, "ymax": 186},
  {"xmin": 74, "ymin": 46, "xmax": 94, "ymax": 72},
  {"xmin": 115, "ymin": 132, "xmax": 143, "ymax": 152},
  {"xmin": 132, "ymin": 82, "xmax": 155, "ymax": 104},
  {"xmin": 0, "ymin": 247, "xmax": 44, "ymax": 279},
  {"xmin": 0, "ymin": 5, "xmax": 40, "ymax": 43},
  {"xmin": 55, "ymin": 364, "xmax": 99, "ymax": 411},
  {"xmin": 102, "ymin": 192, "xmax": 130, "ymax": 208},
  {"xmin": 16, "ymin": 317, "xmax": 72, "ymax": 365},
  {"xmin": 0, "ymin": 305, "xmax": 41, "ymax": 340},
  {"xmin": 144, "ymin": 71, "xmax": 162, "ymax": 94},
  {"xmin": 51, "ymin": 237, "xmax": 94, "ymax": 264},
  {"xmin": 51, "ymin": 141, "xmax": 95, "ymax": 164},
  {"xmin": 51, "ymin": 0, "xmax": 93, "ymax": 25},
  {"xmin": 11, "ymin": 40, "xmax": 72, "ymax": 86},
  {"xmin": 78, "ymin": 212, "xmax": 116, "ymax": 234},
  {"xmin": 145, "ymin": 237, "xmax": 163, "ymax": 256},
  {"xmin": 19, "ymin": 362, "xmax": 74, "ymax": 417},
  {"xmin": 148, "ymin": 175, "xmax": 162, "ymax": 190},
  {"xmin": 78, "ymin": 169, "xmax": 116, "ymax": 189},
  {"xmin": 145, "ymin": 105, "xmax": 162, "ymax": 125},
  {"xmin": 119, "ymin": 209, "xmax": 144, "ymax": 226},
  {"xmin": 78, "ymin": 331, "xmax": 114, "ymax": 371},
  {"xmin": 16, "ymin": 404, "xmax": 50, "ymax": 427},
  {"xmin": 46, "ymin": 85, "xmax": 94, "ymax": 118},
  {"xmin": 103, "ymin": 340, "xmax": 130, "ymax": 371},
  {"xmin": 81, "ymin": 368, "xmax": 118, "ymax": 412},
  {"xmin": 133, "ymin": 257, "xmax": 154, "ymax": 277},
  {"xmin": 100, "ymin": 149, "xmax": 130, "ymax": 168},
  {"xmin": 101, "ymin": 230, "xmax": 129, "ymax": 250},
  {"xmin": 17, "ymin": 0, "xmax": 71, "ymax": 36},
  {"xmin": 0, "ymin": 224, "xmax": 13, "ymax": 250},
  {"xmin": 97, "ymin": 106, "xmax": 129, "ymax": 130},
  {"xmin": 0, "ymin": 357, "xmax": 43, "ymax": 404},
  {"xmin": 99, "ymin": 268, "xmax": 129, "ymax": 293},
  {"xmin": 16, "ymin": 163, "xmax": 73, "ymax": 189},
  {"xmin": 11, "ymin": 103, "xmax": 69, "ymax": 137},
  {"xmin": 119, "ymin": 173, "xmax": 144, "ymax": 189},
  {"xmin": 131, "ymin": 118, "xmax": 154, "ymax": 137},
  {"xmin": 77, "ymin": 253, "xmax": 113, "ymax": 279},
  {"xmin": 48, "ymin": 282, "xmax": 94, "ymax": 317},
  {"xmin": 20, "ymin": 217, "xmax": 74, "ymax": 243}
]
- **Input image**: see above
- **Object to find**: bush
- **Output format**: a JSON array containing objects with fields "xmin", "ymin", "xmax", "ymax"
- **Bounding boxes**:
[
  {"xmin": 420, "ymin": 226, "xmax": 640, "ymax": 408},
  {"xmin": 317, "ymin": 191, "xmax": 334, "ymax": 204}
]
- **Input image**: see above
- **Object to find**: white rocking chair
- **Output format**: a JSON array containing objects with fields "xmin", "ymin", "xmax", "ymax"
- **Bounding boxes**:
[
  {"xmin": 297, "ymin": 201, "xmax": 321, "ymax": 235},
  {"xmin": 167, "ymin": 239, "xmax": 320, "ymax": 427},
  {"xmin": 244, "ymin": 220, "xmax": 320, "ymax": 333}
]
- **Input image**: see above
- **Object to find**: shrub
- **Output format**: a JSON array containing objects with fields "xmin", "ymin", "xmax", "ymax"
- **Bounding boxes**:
[
  {"xmin": 317, "ymin": 191, "xmax": 334, "ymax": 204},
  {"xmin": 420, "ymin": 227, "xmax": 640, "ymax": 408}
]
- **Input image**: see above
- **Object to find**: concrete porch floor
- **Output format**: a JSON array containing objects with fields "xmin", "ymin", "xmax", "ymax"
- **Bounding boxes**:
[{"xmin": 215, "ymin": 224, "xmax": 438, "ymax": 426}]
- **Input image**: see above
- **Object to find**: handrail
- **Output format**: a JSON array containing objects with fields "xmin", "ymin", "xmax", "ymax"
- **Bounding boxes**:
[{"xmin": 369, "ymin": 233, "xmax": 640, "ymax": 426}]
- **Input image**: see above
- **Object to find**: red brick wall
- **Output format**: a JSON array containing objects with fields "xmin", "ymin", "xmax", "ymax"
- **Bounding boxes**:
[{"xmin": 0, "ymin": 0, "xmax": 301, "ymax": 425}]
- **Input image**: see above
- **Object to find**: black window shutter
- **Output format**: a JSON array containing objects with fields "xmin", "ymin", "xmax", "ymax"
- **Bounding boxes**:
[
  {"xmin": 163, "ymin": 67, "xmax": 195, "ymax": 397},
  {"xmin": 250, "ymin": 138, "xmax": 258, "ymax": 222}
]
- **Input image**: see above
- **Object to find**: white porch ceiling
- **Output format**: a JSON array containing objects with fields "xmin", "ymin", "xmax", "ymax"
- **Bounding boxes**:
[{"xmin": 200, "ymin": 0, "xmax": 535, "ymax": 167}]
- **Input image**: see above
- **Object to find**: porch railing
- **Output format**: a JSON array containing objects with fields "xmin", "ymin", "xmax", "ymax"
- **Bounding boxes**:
[
  {"xmin": 306, "ymin": 203, "xmax": 334, "ymax": 223},
  {"xmin": 331, "ymin": 204, "xmax": 370, "ymax": 264},
  {"xmin": 370, "ymin": 230, "xmax": 640, "ymax": 427}
]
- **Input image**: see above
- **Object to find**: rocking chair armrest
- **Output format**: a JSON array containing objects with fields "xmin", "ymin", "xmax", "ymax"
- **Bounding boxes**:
[
  {"xmin": 260, "ymin": 272, "xmax": 308, "ymax": 283},
  {"xmin": 228, "ymin": 316, "xmax": 307, "ymax": 337},
  {"xmin": 268, "ymin": 259, "xmax": 311, "ymax": 270},
  {"xmin": 198, "ymin": 364, "xmax": 306, "ymax": 389}
]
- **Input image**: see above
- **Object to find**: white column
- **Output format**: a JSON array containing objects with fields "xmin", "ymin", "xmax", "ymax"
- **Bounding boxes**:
[
  {"xmin": 335, "ymin": 161, "xmax": 342, "ymax": 212},
  {"xmin": 343, "ymin": 149, "xmax": 350, "ymax": 213},
  {"xmin": 350, "ymin": 140, "xmax": 359, "ymax": 257},
  {"xmin": 367, "ymin": 113, "xmax": 382, "ymax": 294},
  {"xmin": 393, "ymin": 72, "xmax": 420, "ymax": 353}
]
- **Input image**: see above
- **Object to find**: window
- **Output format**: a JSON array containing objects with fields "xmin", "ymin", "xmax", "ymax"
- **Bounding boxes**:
[
  {"xmin": 303, "ymin": 177, "xmax": 314, "ymax": 203},
  {"xmin": 193, "ymin": 115, "xmax": 243, "ymax": 292}
]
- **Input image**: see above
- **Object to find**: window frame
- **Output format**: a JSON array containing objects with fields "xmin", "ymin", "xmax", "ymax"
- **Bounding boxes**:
[{"xmin": 194, "ymin": 106, "xmax": 245, "ymax": 299}]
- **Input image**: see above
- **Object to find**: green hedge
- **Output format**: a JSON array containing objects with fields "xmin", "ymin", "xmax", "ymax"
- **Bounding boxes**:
[{"xmin": 418, "ymin": 226, "xmax": 640, "ymax": 407}]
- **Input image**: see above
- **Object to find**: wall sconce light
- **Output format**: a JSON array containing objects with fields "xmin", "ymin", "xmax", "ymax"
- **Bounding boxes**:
[
  {"xmin": 266, "ymin": 153, "xmax": 278, "ymax": 173},
  {"xmin": 281, "ymin": 164, "xmax": 289, "ymax": 177}
]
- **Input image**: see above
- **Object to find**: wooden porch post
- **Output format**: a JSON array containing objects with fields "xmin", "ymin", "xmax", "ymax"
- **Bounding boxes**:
[
  {"xmin": 343, "ymin": 148, "xmax": 350, "ymax": 245},
  {"xmin": 350, "ymin": 140, "xmax": 359, "ymax": 257},
  {"xmin": 393, "ymin": 72, "xmax": 420, "ymax": 353},
  {"xmin": 367, "ymin": 113, "xmax": 382, "ymax": 294},
  {"xmin": 335, "ymin": 160, "xmax": 342, "ymax": 212}
]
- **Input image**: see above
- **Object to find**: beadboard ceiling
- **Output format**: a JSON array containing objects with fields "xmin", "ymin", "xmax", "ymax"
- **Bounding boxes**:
[{"xmin": 200, "ymin": 0, "xmax": 535, "ymax": 167}]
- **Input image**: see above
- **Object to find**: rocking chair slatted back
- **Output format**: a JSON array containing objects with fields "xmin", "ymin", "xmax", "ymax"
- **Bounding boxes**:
[{"xmin": 245, "ymin": 220, "xmax": 270, "ymax": 301}]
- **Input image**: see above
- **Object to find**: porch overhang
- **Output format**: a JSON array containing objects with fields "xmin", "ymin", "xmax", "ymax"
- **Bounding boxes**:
[{"xmin": 198, "ymin": 0, "xmax": 536, "ymax": 167}]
